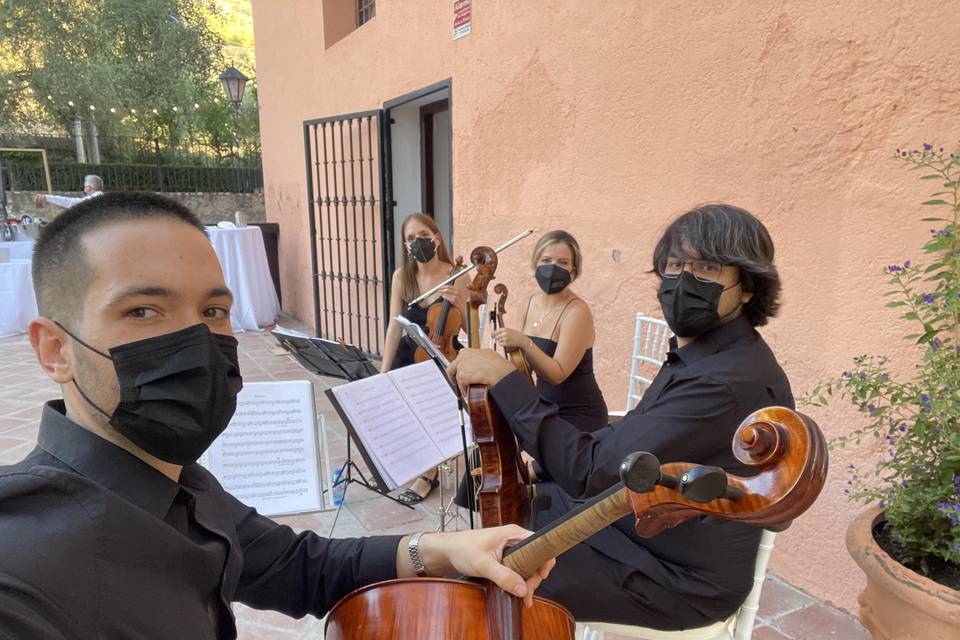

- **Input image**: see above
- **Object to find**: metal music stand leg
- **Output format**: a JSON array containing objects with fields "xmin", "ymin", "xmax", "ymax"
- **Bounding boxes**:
[
  {"xmin": 435, "ymin": 457, "xmax": 469, "ymax": 532},
  {"xmin": 328, "ymin": 435, "xmax": 413, "ymax": 537}
]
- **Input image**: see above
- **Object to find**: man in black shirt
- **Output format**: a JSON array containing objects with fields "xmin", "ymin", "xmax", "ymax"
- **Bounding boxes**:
[
  {"xmin": 450, "ymin": 204, "xmax": 794, "ymax": 629},
  {"xmin": 0, "ymin": 192, "xmax": 553, "ymax": 640}
]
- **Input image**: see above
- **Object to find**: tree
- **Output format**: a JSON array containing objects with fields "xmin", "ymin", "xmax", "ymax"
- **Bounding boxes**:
[{"xmin": 0, "ymin": 0, "xmax": 253, "ymax": 149}]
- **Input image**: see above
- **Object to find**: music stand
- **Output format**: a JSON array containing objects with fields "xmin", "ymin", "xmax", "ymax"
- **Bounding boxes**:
[
  {"xmin": 325, "ymin": 389, "xmax": 414, "ymax": 534},
  {"xmin": 271, "ymin": 328, "xmax": 380, "ymax": 381},
  {"xmin": 274, "ymin": 329, "xmax": 412, "ymax": 534}
]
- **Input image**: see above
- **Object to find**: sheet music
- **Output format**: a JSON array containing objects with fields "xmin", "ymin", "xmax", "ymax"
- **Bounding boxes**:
[
  {"xmin": 201, "ymin": 381, "xmax": 327, "ymax": 516},
  {"xmin": 330, "ymin": 372, "xmax": 444, "ymax": 488},
  {"xmin": 390, "ymin": 360, "xmax": 472, "ymax": 460}
]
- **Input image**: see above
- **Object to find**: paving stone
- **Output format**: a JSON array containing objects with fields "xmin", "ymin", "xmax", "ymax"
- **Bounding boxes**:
[
  {"xmin": 777, "ymin": 603, "xmax": 870, "ymax": 640},
  {"xmin": 757, "ymin": 574, "xmax": 818, "ymax": 622},
  {"xmin": 752, "ymin": 625, "xmax": 793, "ymax": 640}
]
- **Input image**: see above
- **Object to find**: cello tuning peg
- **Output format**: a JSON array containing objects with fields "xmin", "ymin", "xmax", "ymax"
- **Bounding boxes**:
[
  {"xmin": 679, "ymin": 466, "xmax": 743, "ymax": 503},
  {"xmin": 619, "ymin": 452, "xmax": 662, "ymax": 493}
]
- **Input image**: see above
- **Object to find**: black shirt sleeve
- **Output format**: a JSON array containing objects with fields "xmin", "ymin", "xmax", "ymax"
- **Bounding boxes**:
[
  {"xmin": 490, "ymin": 369, "xmax": 741, "ymax": 499},
  {"xmin": 227, "ymin": 491, "xmax": 403, "ymax": 618}
]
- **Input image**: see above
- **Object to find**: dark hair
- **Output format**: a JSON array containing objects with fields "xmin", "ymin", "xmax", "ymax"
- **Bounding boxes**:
[
  {"xmin": 32, "ymin": 191, "xmax": 206, "ymax": 326},
  {"xmin": 652, "ymin": 203, "xmax": 781, "ymax": 326}
]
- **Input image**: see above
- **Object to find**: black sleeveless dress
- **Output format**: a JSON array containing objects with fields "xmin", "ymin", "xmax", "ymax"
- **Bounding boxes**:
[{"xmin": 524, "ymin": 299, "xmax": 608, "ymax": 433}]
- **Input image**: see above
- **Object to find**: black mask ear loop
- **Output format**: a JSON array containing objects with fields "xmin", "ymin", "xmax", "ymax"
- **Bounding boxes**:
[
  {"xmin": 52, "ymin": 320, "xmax": 116, "ymax": 422},
  {"xmin": 716, "ymin": 282, "xmax": 745, "ymax": 323}
]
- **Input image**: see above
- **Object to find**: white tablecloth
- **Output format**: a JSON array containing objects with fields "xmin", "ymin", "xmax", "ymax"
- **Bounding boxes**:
[
  {"xmin": 1, "ymin": 240, "xmax": 35, "ymax": 261},
  {"xmin": 0, "ymin": 260, "xmax": 38, "ymax": 338},
  {"xmin": 208, "ymin": 226, "xmax": 281, "ymax": 332}
]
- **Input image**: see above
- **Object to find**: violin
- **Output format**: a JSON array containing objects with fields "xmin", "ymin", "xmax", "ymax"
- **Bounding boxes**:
[
  {"xmin": 493, "ymin": 283, "xmax": 532, "ymax": 379},
  {"xmin": 465, "ymin": 245, "xmax": 531, "ymax": 529},
  {"xmin": 415, "ymin": 257, "xmax": 465, "ymax": 364},
  {"xmin": 324, "ymin": 406, "xmax": 829, "ymax": 640}
]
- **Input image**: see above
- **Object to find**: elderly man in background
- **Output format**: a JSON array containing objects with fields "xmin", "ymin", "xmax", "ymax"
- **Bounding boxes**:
[{"xmin": 34, "ymin": 174, "xmax": 104, "ymax": 209}]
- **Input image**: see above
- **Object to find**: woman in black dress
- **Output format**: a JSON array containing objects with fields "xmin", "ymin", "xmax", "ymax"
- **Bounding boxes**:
[
  {"xmin": 381, "ymin": 213, "xmax": 469, "ymax": 502},
  {"xmin": 492, "ymin": 230, "xmax": 607, "ymax": 433}
]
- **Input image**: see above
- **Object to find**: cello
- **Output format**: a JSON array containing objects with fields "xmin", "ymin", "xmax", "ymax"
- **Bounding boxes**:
[
  {"xmin": 324, "ymin": 406, "xmax": 830, "ymax": 640},
  {"xmin": 464, "ymin": 245, "xmax": 532, "ymax": 528}
]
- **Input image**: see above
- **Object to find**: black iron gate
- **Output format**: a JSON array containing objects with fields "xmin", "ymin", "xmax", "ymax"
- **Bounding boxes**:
[{"xmin": 303, "ymin": 110, "xmax": 393, "ymax": 356}]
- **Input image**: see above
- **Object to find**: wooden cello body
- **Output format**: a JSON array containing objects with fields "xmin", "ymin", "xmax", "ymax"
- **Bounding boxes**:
[
  {"xmin": 325, "ymin": 407, "xmax": 830, "ymax": 640},
  {"xmin": 325, "ymin": 578, "xmax": 575, "ymax": 640}
]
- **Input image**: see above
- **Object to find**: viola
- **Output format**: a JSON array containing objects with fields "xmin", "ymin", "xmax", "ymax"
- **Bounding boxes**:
[
  {"xmin": 324, "ymin": 407, "xmax": 829, "ymax": 640},
  {"xmin": 415, "ymin": 257, "xmax": 465, "ymax": 364},
  {"xmin": 465, "ymin": 245, "xmax": 531, "ymax": 529},
  {"xmin": 493, "ymin": 283, "xmax": 532, "ymax": 380}
]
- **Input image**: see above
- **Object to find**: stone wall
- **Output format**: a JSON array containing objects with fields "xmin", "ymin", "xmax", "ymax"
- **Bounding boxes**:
[{"xmin": 6, "ymin": 191, "xmax": 265, "ymax": 225}]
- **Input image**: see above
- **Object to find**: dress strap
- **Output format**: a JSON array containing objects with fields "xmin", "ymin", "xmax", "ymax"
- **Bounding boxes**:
[
  {"xmin": 521, "ymin": 295, "xmax": 534, "ymax": 331},
  {"xmin": 549, "ymin": 298, "xmax": 580, "ymax": 340}
]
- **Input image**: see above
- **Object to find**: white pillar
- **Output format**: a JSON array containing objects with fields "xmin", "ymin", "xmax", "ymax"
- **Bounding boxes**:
[
  {"xmin": 72, "ymin": 116, "xmax": 87, "ymax": 164},
  {"xmin": 86, "ymin": 120, "xmax": 101, "ymax": 164}
]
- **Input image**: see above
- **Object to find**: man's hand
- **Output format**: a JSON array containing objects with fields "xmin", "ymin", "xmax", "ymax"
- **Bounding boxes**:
[
  {"xmin": 402, "ymin": 525, "xmax": 554, "ymax": 608},
  {"xmin": 34, "ymin": 193, "xmax": 47, "ymax": 206},
  {"xmin": 447, "ymin": 348, "xmax": 515, "ymax": 393}
]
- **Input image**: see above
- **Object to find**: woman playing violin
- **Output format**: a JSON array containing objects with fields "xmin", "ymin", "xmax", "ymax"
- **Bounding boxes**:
[
  {"xmin": 381, "ymin": 213, "xmax": 470, "ymax": 503},
  {"xmin": 492, "ymin": 230, "xmax": 608, "ymax": 433}
]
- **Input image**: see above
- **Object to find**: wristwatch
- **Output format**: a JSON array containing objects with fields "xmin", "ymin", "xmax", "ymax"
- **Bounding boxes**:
[{"xmin": 408, "ymin": 532, "xmax": 429, "ymax": 577}]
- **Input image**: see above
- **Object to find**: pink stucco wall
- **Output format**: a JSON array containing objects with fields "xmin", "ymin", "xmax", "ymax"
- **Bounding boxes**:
[{"xmin": 251, "ymin": 0, "xmax": 960, "ymax": 613}]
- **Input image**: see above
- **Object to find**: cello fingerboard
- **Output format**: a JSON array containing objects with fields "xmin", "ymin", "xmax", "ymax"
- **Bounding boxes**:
[{"xmin": 502, "ymin": 483, "xmax": 632, "ymax": 579}]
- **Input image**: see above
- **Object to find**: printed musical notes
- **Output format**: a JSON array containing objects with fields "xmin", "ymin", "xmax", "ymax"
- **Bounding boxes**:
[
  {"xmin": 328, "ymin": 360, "xmax": 470, "ymax": 490},
  {"xmin": 200, "ymin": 380, "xmax": 328, "ymax": 515}
]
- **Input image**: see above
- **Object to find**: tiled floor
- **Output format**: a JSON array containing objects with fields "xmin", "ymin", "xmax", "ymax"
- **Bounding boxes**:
[{"xmin": 0, "ymin": 319, "xmax": 869, "ymax": 639}]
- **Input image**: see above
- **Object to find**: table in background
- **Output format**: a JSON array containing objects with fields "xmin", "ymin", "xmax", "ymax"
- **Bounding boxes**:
[
  {"xmin": 0, "ymin": 259, "xmax": 38, "ymax": 338},
  {"xmin": 3, "ymin": 240, "xmax": 35, "ymax": 261},
  {"xmin": 207, "ymin": 226, "xmax": 281, "ymax": 332}
]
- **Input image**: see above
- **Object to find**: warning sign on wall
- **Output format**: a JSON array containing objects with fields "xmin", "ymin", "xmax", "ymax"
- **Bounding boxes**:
[{"xmin": 453, "ymin": 0, "xmax": 471, "ymax": 40}]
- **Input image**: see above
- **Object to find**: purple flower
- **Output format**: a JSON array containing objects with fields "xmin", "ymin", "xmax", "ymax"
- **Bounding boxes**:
[
  {"xmin": 932, "ymin": 338, "xmax": 942, "ymax": 352},
  {"xmin": 952, "ymin": 543, "xmax": 960, "ymax": 553},
  {"xmin": 878, "ymin": 501, "xmax": 885, "ymax": 509},
  {"xmin": 904, "ymin": 259, "xmax": 912, "ymax": 268},
  {"xmin": 899, "ymin": 423, "xmax": 906, "ymax": 432},
  {"xmin": 923, "ymin": 143, "xmax": 933, "ymax": 151},
  {"xmin": 867, "ymin": 404, "xmax": 877, "ymax": 414},
  {"xmin": 923, "ymin": 294, "xmax": 935, "ymax": 303}
]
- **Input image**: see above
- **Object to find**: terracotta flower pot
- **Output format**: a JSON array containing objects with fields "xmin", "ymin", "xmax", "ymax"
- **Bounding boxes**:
[{"xmin": 845, "ymin": 505, "xmax": 960, "ymax": 639}]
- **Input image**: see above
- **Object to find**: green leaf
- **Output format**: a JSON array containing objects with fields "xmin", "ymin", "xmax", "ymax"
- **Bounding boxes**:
[
  {"xmin": 886, "ymin": 301, "xmax": 907, "ymax": 308},
  {"xmin": 923, "ymin": 200, "xmax": 949, "ymax": 205},
  {"xmin": 920, "ymin": 175, "xmax": 942, "ymax": 180},
  {"xmin": 920, "ymin": 217, "xmax": 950, "ymax": 222}
]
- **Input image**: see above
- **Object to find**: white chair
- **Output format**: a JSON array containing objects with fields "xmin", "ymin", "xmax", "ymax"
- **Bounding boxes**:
[
  {"xmin": 610, "ymin": 313, "xmax": 671, "ymax": 421},
  {"xmin": 578, "ymin": 529, "xmax": 777, "ymax": 640}
]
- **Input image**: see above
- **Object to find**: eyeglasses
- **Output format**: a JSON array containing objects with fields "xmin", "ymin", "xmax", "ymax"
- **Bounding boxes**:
[{"xmin": 658, "ymin": 258, "xmax": 725, "ymax": 283}]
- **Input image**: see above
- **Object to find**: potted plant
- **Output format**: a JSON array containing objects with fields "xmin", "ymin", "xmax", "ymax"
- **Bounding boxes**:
[{"xmin": 807, "ymin": 143, "xmax": 959, "ymax": 639}]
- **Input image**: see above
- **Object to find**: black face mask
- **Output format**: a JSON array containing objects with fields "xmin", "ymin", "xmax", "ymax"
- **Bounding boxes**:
[
  {"xmin": 60, "ymin": 323, "xmax": 243, "ymax": 466},
  {"xmin": 535, "ymin": 264, "xmax": 572, "ymax": 294},
  {"xmin": 409, "ymin": 237, "xmax": 437, "ymax": 263},
  {"xmin": 657, "ymin": 271, "xmax": 741, "ymax": 338}
]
